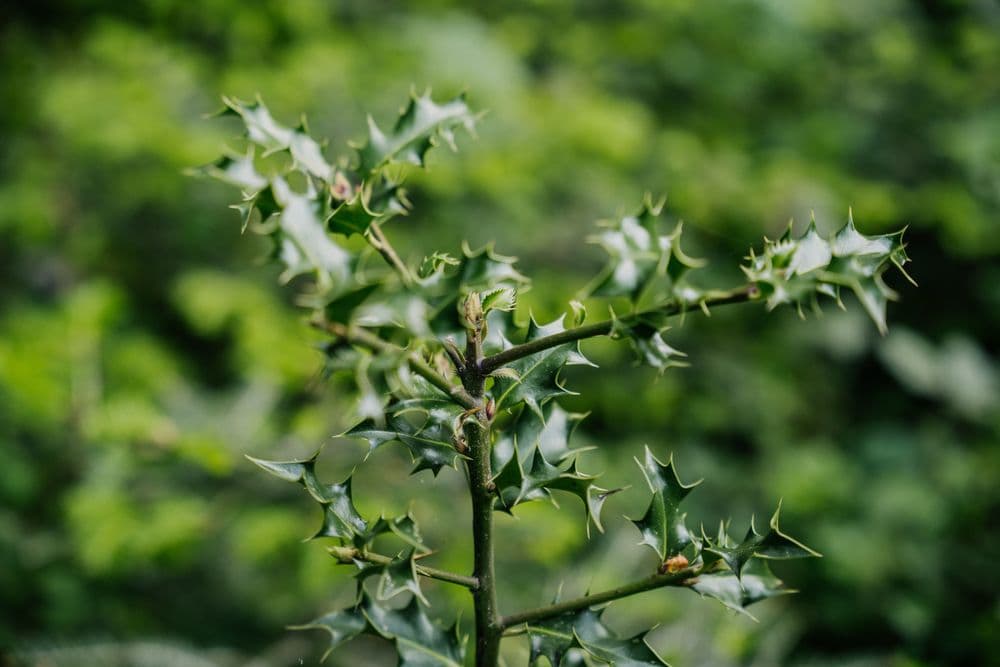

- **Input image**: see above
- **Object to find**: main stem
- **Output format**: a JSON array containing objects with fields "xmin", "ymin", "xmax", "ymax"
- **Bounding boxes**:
[{"xmin": 463, "ymin": 329, "xmax": 501, "ymax": 667}]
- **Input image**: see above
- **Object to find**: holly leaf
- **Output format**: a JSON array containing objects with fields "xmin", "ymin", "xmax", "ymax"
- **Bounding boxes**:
[
  {"xmin": 688, "ymin": 556, "xmax": 794, "ymax": 620},
  {"xmin": 191, "ymin": 150, "xmax": 267, "ymax": 191},
  {"xmin": 526, "ymin": 607, "xmax": 667, "ymax": 667},
  {"xmin": 345, "ymin": 396, "xmax": 466, "ymax": 475},
  {"xmin": 289, "ymin": 606, "xmax": 368, "ymax": 661},
  {"xmin": 630, "ymin": 448, "xmax": 701, "ymax": 560},
  {"xmin": 492, "ymin": 402, "xmax": 590, "ymax": 471},
  {"xmin": 355, "ymin": 549, "xmax": 429, "ymax": 606},
  {"xmin": 220, "ymin": 96, "xmax": 333, "ymax": 180},
  {"xmin": 492, "ymin": 315, "xmax": 595, "ymax": 418},
  {"xmin": 246, "ymin": 454, "xmax": 368, "ymax": 540},
  {"xmin": 492, "ymin": 446, "xmax": 614, "ymax": 535},
  {"xmin": 362, "ymin": 595, "xmax": 467, "ymax": 667},
  {"xmin": 587, "ymin": 196, "xmax": 705, "ymax": 303},
  {"xmin": 703, "ymin": 503, "xmax": 821, "ymax": 580},
  {"xmin": 610, "ymin": 311, "xmax": 688, "ymax": 375},
  {"xmin": 368, "ymin": 512, "xmax": 431, "ymax": 553},
  {"xmin": 743, "ymin": 212, "xmax": 914, "ymax": 334},
  {"xmin": 356, "ymin": 91, "xmax": 478, "ymax": 173}
]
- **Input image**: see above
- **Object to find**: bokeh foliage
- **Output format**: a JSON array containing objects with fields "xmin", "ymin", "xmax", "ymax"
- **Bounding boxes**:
[{"xmin": 1, "ymin": 1, "xmax": 998, "ymax": 665}]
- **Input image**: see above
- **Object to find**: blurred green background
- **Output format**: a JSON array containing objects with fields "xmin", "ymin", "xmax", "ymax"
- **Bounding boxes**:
[{"xmin": 2, "ymin": 1, "xmax": 998, "ymax": 665}]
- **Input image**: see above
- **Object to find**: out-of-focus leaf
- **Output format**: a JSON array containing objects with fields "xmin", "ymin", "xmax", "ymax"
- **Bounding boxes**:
[
  {"xmin": 355, "ymin": 91, "xmax": 478, "ymax": 173},
  {"xmin": 743, "ymin": 213, "xmax": 914, "ymax": 334}
]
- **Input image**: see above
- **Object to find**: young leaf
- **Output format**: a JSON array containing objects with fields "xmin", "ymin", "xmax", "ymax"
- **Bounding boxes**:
[
  {"xmin": 586, "ymin": 196, "xmax": 705, "ymax": 303},
  {"xmin": 355, "ymin": 549, "xmax": 429, "ymax": 606},
  {"xmin": 610, "ymin": 311, "xmax": 688, "ymax": 375}
]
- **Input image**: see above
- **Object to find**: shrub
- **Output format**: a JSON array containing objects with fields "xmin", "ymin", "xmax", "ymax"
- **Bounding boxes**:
[{"xmin": 199, "ymin": 91, "xmax": 913, "ymax": 666}]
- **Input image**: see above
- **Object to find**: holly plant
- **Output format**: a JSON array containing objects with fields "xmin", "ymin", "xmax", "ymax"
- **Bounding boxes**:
[{"xmin": 198, "ymin": 91, "xmax": 913, "ymax": 666}]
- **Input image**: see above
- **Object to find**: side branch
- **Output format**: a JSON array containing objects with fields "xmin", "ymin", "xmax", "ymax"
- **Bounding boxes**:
[
  {"xmin": 366, "ymin": 220, "xmax": 416, "ymax": 286},
  {"xmin": 480, "ymin": 285, "xmax": 758, "ymax": 373},
  {"xmin": 498, "ymin": 568, "xmax": 699, "ymax": 630},
  {"xmin": 329, "ymin": 546, "xmax": 479, "ymax": 590},
  {"xmin": 312, "ymin": 321, "xmax": 478, "ymax": 410}
]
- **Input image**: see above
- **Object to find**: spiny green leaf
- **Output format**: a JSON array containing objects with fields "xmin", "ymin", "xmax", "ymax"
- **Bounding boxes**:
[
  {"xmin": 630, "ymin": 448, "xmax": 701, "ymax": 560},
  {"xmin": 191, "ymin": 150, "xmax": 267, "ymax": 191},
  {"xmin": 526, "ymin": 607, "xmax": 667, "ymax": 667},
  {"xmin": 586, "ymin": 196, "xmax": 705, "ymax": 303},
  {"xmin": 493, "ymin": 315, "xmax": 596, "ymax": 418},
  {"xmin": 355, "ymin": 91, "xmax": 477, "ymax": 173},
  {"xmin": 345, "ymin": 397, "xmax": 466, "ymax": 475},
  {"xmin": 355, "ymin": 549, "xmax": 429, "ymax": 606},
  {"xmin": 362, "ymin": 595, "xmax": 467, "ymax": 667},
  {"xmin": 492, "ymin": 402, "xmax": 590, "ymax": 470},
  {"xmin": 289, "ymin": 606, "xmax": 368, "ymax": 661},
  {"xmin": 220, "ymin": 96, "xmax": 333, "ymax": 180},
  {"xmin": 688, "ymin": 557, "xmax": 794, "ymax": 620},
  {"xmin": 610, "ymin": 310, "xmax": 688, "ymax": 375},
  {"xmin": 703, "ymin": 503, "xmax": 820, "ymax": 580},
  {"xmin": 492, "ymin": 446, "xmax": 613, "ymax": 535},
  {"xmin": 743, "ymin": 211, "xmax": 914, "ymax": 334},
  {"xmin": 246, "ymin": 454, "xmax": 368, "ymax": 540},
  {"xmin": 369, "ymin": 512, "xmax": 430, "ymax": 553}
]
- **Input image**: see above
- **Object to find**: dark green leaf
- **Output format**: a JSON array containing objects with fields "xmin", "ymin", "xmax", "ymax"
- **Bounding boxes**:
[
  {"xmin": 246, "ymin": 454, "xmax": 368, "ymax": 539},
  {"xmin": 703, "ymin": 503, "xmax": 820, "ymax": 579},
  {"xmin": 630, "ymin": 448, "xmax": 700, "ymax": 560},
  {"xmin": 526, "ymin": 608, "xmax": 667, "ymax": 667},
  {"xmin": 345, "ymin": 397, "xmax": 466, "ymax": 475},
  {"xmin": 362, "ymin": 595, "xmax": 466, "ymax": 667},
  {"xmin": 492, "ymin": 402, "xmax": 590, "ymax": 470},
  {"xmin": 355, "ymin": 549, "xmax": 429, "ymax": 606},
  {"xmin": 289, "ymin": 606, "xmax": 368, "ymax": 661},
  {"xmin": 610, "ymin": 311, "xmax": 688, "ymax": 375},
  {"xmin": 689, "ymin": 557, "xmax": 794, "ymax": 620},
  {"xmin": 493, "ymin": 315, "xmax": 595, "ymax": 418}
]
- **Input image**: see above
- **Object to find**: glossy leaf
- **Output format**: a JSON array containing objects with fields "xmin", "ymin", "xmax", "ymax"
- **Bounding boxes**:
[
  {"xmin": 355, "ymin": 91, "xmax": 477, "ymax": 173},
  {"xmin": 703, "ymin": 503, "xmax": 821, "ymax": 579},
  {"xmin": 345, "ymin": 397, "xmax": 466, "ymax": 475},
  {"xmin": 526, "ymin": 607, "xmax": 667, "ymax": 667},
  {"xmin": 492, "ymin": 315, "xmax": 595, "ymax": 418},
  {"xmin": 688, "ymin": 557, "xmax": 794, "ymax": 620},
  {"xmin": 246, "ymin": 454, "xmax": 368, "ymax": 540},
  {"xmin": 743, "ymin": 212, "xmax": 914, "ymax": 334},
  {"xmin": 362, "ymin": 595, "xmax": 467, "ymax": 667},
  {"xmin": 630, "ymin": 448, "xmax": 701, "ymax": 560},
  {"xmin": 355, "ymin": 549, "xmax": 429, "ymax": 606},
  {"xmin": 587, "ymin": 196, "xmax": 705, "ymax": 302},
  {"xmin": 290, "ymin": 607, "xmax": 368, "ymax": 661}
]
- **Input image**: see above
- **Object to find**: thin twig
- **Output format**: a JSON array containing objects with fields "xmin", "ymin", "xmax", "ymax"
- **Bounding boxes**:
[
  {"xmin": 312, "ymin": 320, "xmax": 478, "ymax": 410},
  {"xmin": 498, "ymin": 567, "xmax": 700, "ymax": 630},
  {"xmin": 329, "ymin": 546, "xmax": 478, "ymax": 589},
  {"xmin": 480, "ymin": 285, "xmax": 758, "ymax": 373},
  {"xmin": 367, "ymin": 220, "xmax": 416, "ymax": 286}
]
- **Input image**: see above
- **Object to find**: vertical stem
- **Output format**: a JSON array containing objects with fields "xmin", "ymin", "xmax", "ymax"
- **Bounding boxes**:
[{"xmin": 462, "ymin": 322, "xmax": 501, "ymax": 666}]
